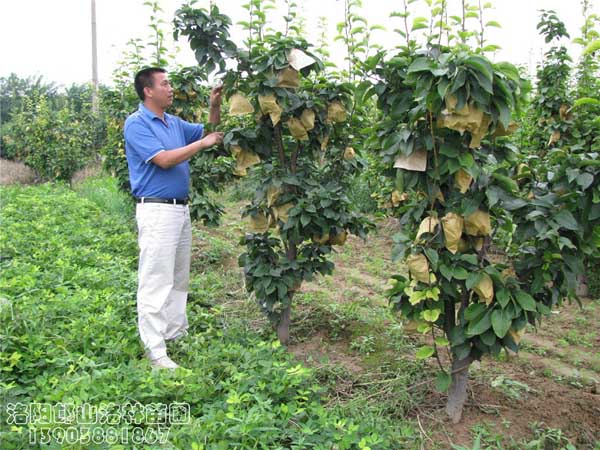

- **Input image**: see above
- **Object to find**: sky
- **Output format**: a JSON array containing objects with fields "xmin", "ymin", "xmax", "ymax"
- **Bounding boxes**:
[{"xmin": 0, "ymin": 0, "xmax": 597, "ymax": 88}]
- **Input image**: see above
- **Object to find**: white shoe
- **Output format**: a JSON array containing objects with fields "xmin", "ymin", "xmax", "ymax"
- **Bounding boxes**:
[{"xmin": 150, "ymin": 356, "xmax": 179, "ymax": 369}]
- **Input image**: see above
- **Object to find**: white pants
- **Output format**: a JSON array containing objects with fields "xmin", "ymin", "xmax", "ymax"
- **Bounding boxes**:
[{"xmin": 135, "ymin": 203, "xmax": 192, "ymax": 360}]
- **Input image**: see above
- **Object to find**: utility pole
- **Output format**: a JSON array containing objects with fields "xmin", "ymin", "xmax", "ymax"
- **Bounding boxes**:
[{"xmin": 91, "ymin": 0, "xmax": 99, "ymax": 113}]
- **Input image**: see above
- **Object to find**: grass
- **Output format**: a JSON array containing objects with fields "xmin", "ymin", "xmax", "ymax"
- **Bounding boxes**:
[
  {"xmin": 72, "ymin": 174, "xmax": 135, "ymax": 224},
  {"xmin": 0, "ymin": 179, "xmax": 421, "ymax": 449}
]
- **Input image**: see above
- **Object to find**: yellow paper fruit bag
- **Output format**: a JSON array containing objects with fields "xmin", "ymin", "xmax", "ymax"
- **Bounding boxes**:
[
  {"xmin": 287, "ymin": 117, "xmax": 309, "ymax": 141},
  {"xmin": 473, "ymin": 273, "xmax": 494, "ymax": 304},
  {"xmin": 249, "ymin": 212, "xmax": 269, "ymax": 233},
  {"xmin": 327, "ymin": 101, "xmax": 346, "ymax": 123},
  {"xmin": 329, "ymin": 230, "xmax": 347, "ymax": 246},
  {"xmin": 258, "ymin": 94, "xmax": 282, "ymax": 125},
  {"xmin": 454, "ymin": 169, "xmax": 473, "ymax": 194},
  {"xmin": 231, "ymin": 145, "xmax": 261, "ymax": 176},
  {"xmin": 441, "ymin": 212, "xmax": 464, "ymax": 254},
  {"xmin": 276, "ymin": 67, "xmax": 300, "ymax": 89},
  {"xmin": 416, "ymin": 217, "xmax": 440, "ymax": 241},
  {"xmin": 407, "ymin": 254, "xmax": 430, "ymax": 283},
  {"xmin": 465, "ymin": 210, "xmax": 492, "ymax": 236},
  {"xmin": 343, "ymin": 147, "xmax": 356, "ymax": 160},
  {"xmin": 229, "ymin": 93, "xmax": 254, "ymax": 116},
  {"xmin": 300, "ymin": 108, "xmax": 315, "ymax": 131}
]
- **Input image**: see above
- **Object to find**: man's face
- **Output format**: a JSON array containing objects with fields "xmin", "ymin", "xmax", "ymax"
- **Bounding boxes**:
[{"xmin": 146, "ymin": 72, "xmax": 173, "ymax": 109}]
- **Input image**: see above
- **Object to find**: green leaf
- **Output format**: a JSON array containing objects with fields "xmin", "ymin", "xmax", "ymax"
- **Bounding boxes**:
[
  {"xmin": 423, "ymin": 309, "xmax": 441, "ymax": 322},
  {"xmin": 453, "ymin": 267, "xmax": 469, "ymax": 280},
  {"xmin": 435, "ymin": 336, "xmax": 450, "ymax": 346},
  {"xmin": 412, "ymin": 22, "xmax": 429, "ymax": 31},
  {"xmin": 466, "ymin": 272, "xmax": 483, "ymax": 290},
  {"xmin": 407, "ymin": 57, "xmax": 435, "ymax": 73},
  {"xmin": 514, "ymin": 290, "xmax": 537, "ymax": 312},
  {"xmin": 464, "ymin": 303, "xmax": 486, "ymax": 321},
  {"xmin": 464, "ymin": 55, "xmax": 493, "ymax": 82},
  {"xmin": 480, "ymin": 329, "xmax": 497, "ymax": 346},
  {"xmin": 440, "ymin": 264, "xmax": 453, "ymax": 281},
  {"xmin": 435, "ymin": 371, "xmax": 451, "ymax": 392},
  {"xmin": 583, "ymin": 40, "xmax": 600, "ymax": 55},
  {"xmin": 416, "ymin": 346, "xmax": 435, "ymax": 360},
  {"xmin": 440, "ymin": 143, "xmax": 459, "ymax": 157},
  {"xmin": 491, "ymin": 308, "xmax": 511, "ymax": 338},
  {"xmin": 573, "ymin": 97, "xmax": 600, "ymax": 108},
  {"xmin": 449, "ymin": 326, "xmax": 467, "ymax": 345},
  {"xmin": 553, "ymin": 210, "xmax": 579, "ymax": 231},
  {"xmin": 466, "ymin": 310, "xmax": 492, "ymax": 336},
  {"xmin": 452, "ymin": 343, "xmax": 471, "ymax": 360},
  {"xmin": 300, "ymin": 213, "xmax": 311, "ymax": 227},
  {"xmin": 576, "ymin": 173, "xmax": 594, "ymax": 190},
  {"xmin": 460, "ymin": 254, "xmax": 479, "ymax": 265},
  {"xmin": 497, "ymin": 288, "xmax": 511, "ymax": 307},
  {"xmin": 459, "ymin": 152, "xmax": 475, "ymax": 169},
  {"xmin": 424, "ymin": 248, "xmax": 439, "ymax": 271}
]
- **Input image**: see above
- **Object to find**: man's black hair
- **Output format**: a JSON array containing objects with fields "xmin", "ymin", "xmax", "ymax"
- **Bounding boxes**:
[{"xmin": 134, "ymin": 67, "xmax": 166, "ymax": 101}]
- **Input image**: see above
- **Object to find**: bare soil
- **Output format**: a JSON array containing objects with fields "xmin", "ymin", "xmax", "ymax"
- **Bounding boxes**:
[{"xmin": 198, "ymin": 201, "xmax": 600, "ymax": 449}]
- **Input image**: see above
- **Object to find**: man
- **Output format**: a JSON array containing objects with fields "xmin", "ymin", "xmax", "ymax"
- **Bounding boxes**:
[{"xmin": 124, "ymin": 67, "xmax": 224, "ymax": 369}]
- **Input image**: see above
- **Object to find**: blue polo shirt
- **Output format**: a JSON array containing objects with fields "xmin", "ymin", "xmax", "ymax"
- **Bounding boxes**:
[{"xmin": 124, "ymin": 103, "xmax": 204, "ymax": 199}]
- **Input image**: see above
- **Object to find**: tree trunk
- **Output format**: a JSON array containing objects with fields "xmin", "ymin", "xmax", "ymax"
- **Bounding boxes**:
[
  {"xmin": 276, "ymin": 302, "xmax": 292, "ymax": 345},
  {"xmin": 445, "ymin": 355, "xmax": 474, "ymax": 423},
  {"xmin": 276, "ymin": 242, "xmax": 297, "ymax": 346}
]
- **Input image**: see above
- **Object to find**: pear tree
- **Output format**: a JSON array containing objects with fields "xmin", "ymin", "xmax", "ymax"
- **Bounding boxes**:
[{"xmin": 174, "ymin": 4, "xmax": 371, "ymax": 344}]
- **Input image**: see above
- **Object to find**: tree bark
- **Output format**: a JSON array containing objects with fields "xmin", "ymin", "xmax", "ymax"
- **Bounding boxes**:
[
  {"xmin": 446, "ymin": 355, "xmax": 475, "ymax": 423},
  {"xmin": 276, "ymin": 300, "xmax": 292, "ymax": 345},
  {"xmin": 276, "ymin": 242, "xmax": 297, "ymax": 345}
]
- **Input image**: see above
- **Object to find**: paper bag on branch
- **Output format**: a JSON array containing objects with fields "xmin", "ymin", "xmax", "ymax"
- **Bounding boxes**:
[
  {"xmin": 258, "ymin": 94, "xmax": 282, "ymax": 125},
  {"xmin": 547, "ymin": 130, "xmax": 561, "ymax": 147},
  {"xmin": 391, "ymin": 190, "xmax": 408, "ymax": 207},
  {"xmin": 394, "ymin": 149, "xmax": 427, "ymax": 172},
  {"xmin": 229, "ymin": 93, "xmax": 254, "ymax": 116},
  {"xmin": 416, "ymin": 216, "xmax": 440, "ymax": 242},
  {"xmin": 272, "ymin": 202, "xmax": 294, "ymax": 223},
  {"xmin": 312, "ymin": 233, "xmax": 330, "ymax": 245},
  {"xmin": 287, "ymin": 117, "xmax": 309, "ymax": 141},
  {"xmin": 464, "ymin": 210, "xmax": 491, "ymax": 236},
  {"xmin": 266, "ymin": 186, "xmax": 282, "ymax": 208},
  {"xmin": 407, "ymin": 254, "xmax": 430, "ymax": 284},
  {"xmin": 231, "ymin": 145, "xmax": 261, "ymax": 177},
  {"xmin": 473, "ymin": 273, "xmax": 494, "ymax": 305},
  {"xmin": 509, "ymin": 327, "xmax": 524, "ymax": 344},
  {"xmin": 473, "ymin": 237, "xmax": 485, "ymax": 251},
  {"xmin": 287, "ymin": 48, "xmax": 315, "ymax": 71},
  {"xmin": 276, "ymin": 67, "xmax": 300, "ymax": 89},
  {"xmin": 438, "ymin": 100, "xmax": 491, "ymax": 148},
  {"xmin": 327, "ymin": 101, "xmax": 346, "ymax": 123},
  {"xmin": 249, "ymin": 212, "xmax": 269, "ymax": 233},
  {"xmin": 454, "ymin": 169, "xmax": 473, "ymax": 194},
  {"xmin": 300, "ymin": 108, "xmax": 315, "ymax": 131},
  {"xmin": 318, "ymin": 134, "xmax": 329, "ymax": 151},
  {"xmin": 329, "ymin": 230, "xmax": 347, "ymax": 246},
  {"xmin": 492, "ymin": 121, "xmax": 518, "ymax": 137},
  {"xmin": 457, "ymin": 238, "xmax": 470, "ymax": 253},
  {"xmin": 343, "ymin": 147, "xmax": 356, "ymax": 161},
  {"xmin": 441, "ymin": 212, "xmax": 464, "ymax": 254}
]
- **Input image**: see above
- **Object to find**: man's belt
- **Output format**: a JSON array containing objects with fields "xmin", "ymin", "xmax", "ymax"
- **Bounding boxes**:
[{"xmin": 136, "ymin": 197, "xmax": 188, "ymax": 205}]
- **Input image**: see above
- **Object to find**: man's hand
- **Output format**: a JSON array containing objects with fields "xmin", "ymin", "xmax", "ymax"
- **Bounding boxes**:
[
  {"xmin": 201, "ymin": 131, "xmax": 224, "ymax": 148},
  {"xmin": 209, "ymin": 85, "xmax": 223, "ymax": 107}
]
